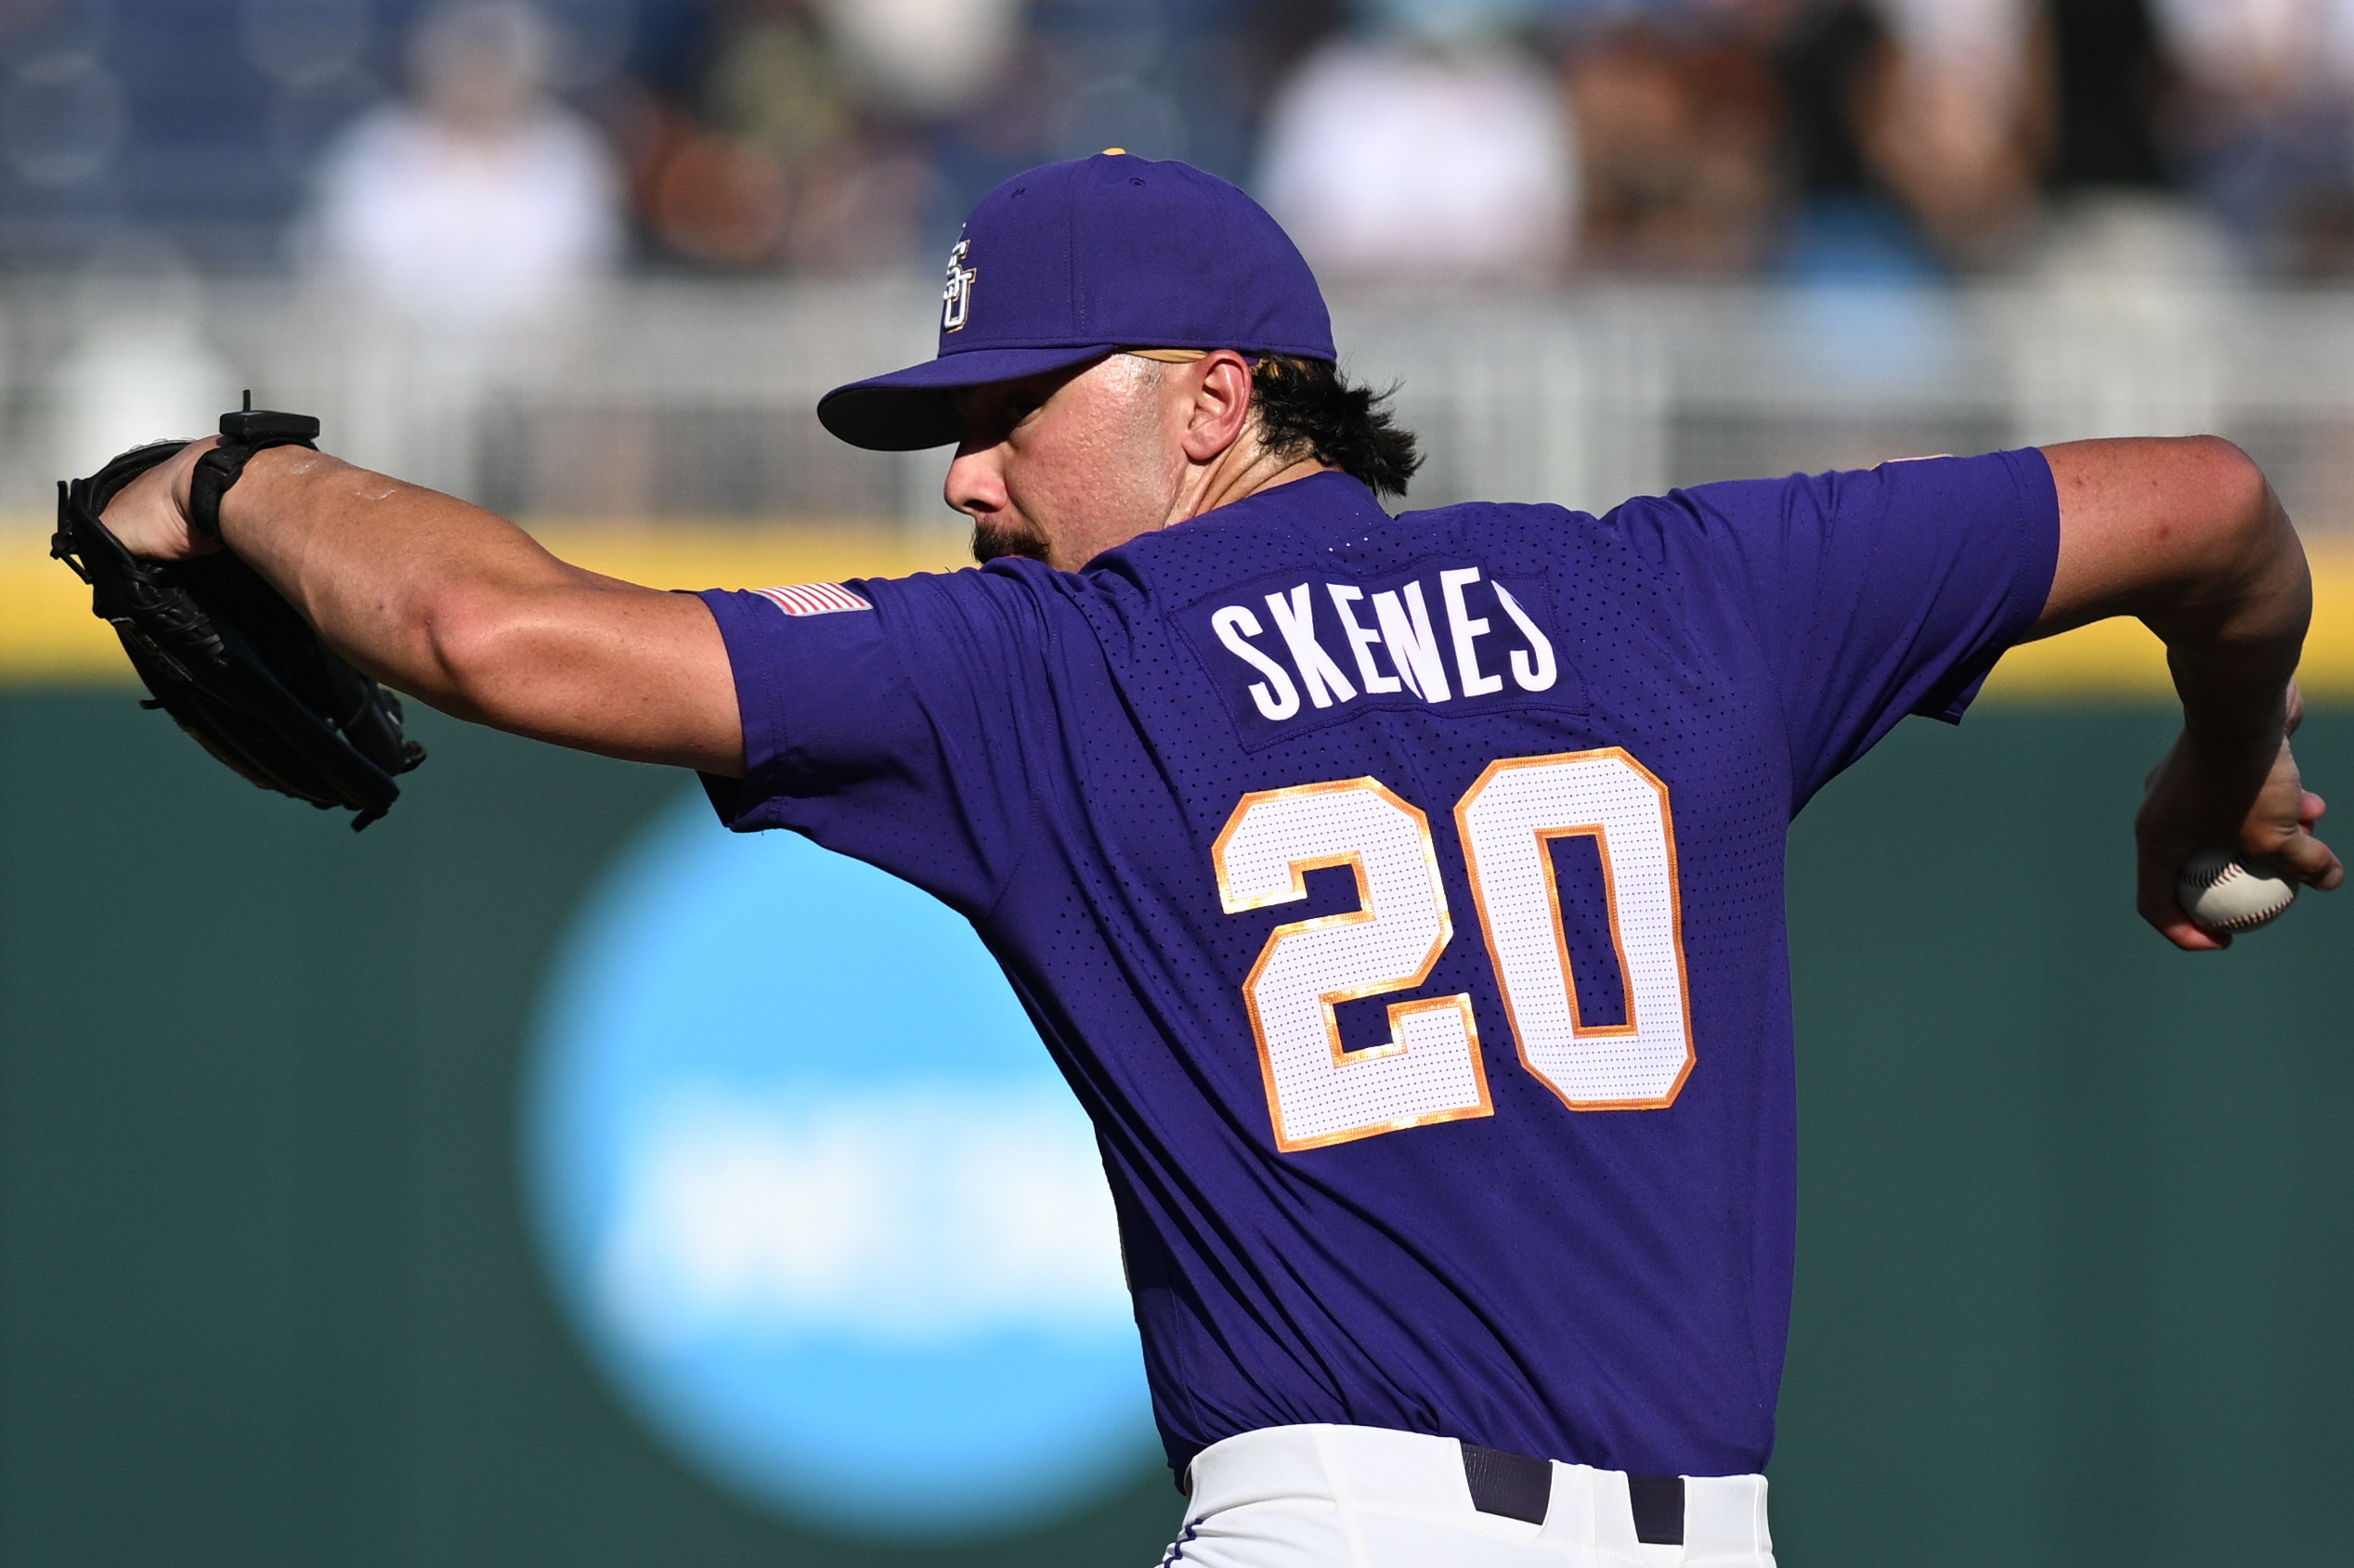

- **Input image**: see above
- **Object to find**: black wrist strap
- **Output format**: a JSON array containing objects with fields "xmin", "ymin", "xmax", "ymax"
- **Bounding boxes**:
[{"xmin": 189, "ymin": 398, "xmax": 321, "ymax": 541}]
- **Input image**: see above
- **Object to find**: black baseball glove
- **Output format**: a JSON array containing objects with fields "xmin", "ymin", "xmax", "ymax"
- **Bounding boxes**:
[{"xmin": 49, "ymin": 403, "xmax": 425, "ymax": 831}]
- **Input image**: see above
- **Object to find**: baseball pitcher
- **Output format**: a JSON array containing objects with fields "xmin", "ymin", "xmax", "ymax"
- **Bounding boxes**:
[{"xmin": 81, "ymin": 155, "xmax": 2340, "ymax": 1566}]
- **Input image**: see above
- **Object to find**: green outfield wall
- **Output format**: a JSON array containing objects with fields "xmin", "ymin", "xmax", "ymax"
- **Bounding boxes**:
[{"xmin": 0, "ymin": 693, "xmax": 2347, "ymax": 1568}]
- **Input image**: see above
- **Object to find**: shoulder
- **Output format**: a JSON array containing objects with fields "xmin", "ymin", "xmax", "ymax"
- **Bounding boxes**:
[
  {"xmin": 1092, "ymin": 480, "xmax": 1688, "ymax": 620},
  {"xmin": 720, "ymin": 561, "xmax": 1073, "ymax": 629},
  {"xmin": 821, "ymin": 561, "xmax": 1099, "ymax": 665},
  {"xmin": 1625, "ymin": 450, "xmax": 2049, "ymax": 546},
  {"xmin": 703, "ymin": 566, "xmax": 1084, "ymax": 741}
]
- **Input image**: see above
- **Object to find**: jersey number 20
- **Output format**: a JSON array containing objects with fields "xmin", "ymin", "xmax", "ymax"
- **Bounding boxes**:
[{"xmin": 1213, "ymin": 748, "xmax": 1693, "ymax": 1152}]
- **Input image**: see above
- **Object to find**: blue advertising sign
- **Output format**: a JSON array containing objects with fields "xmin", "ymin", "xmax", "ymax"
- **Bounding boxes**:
[{"xmin": 524, "ymin": 791, "xmax": 1158, "ymax": 1537}]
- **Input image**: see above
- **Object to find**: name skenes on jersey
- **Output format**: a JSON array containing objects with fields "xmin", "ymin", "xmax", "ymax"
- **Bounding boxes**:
[
  {"xmin": 1178, "ymin": 563, "xmax": 1584, "ymax": 745},
  {"xmin": 696, "ymin": 461, "xmax": 2058, "ymax": 1482}
]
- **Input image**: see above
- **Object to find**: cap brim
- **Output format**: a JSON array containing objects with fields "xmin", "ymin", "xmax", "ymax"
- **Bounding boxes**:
[{"xmin": 816, "ymin": 344, "xmax": 1120, "ymax": 450}]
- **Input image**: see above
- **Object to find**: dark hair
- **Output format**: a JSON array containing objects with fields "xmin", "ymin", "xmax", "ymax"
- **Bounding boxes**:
[{"xmin": 1249, "ymin": 355, "xmax": 1422, "ymax": 499}]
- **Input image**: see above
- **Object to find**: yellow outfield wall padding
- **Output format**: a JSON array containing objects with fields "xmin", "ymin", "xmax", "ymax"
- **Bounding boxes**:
[
  {"xmin": 6, "ymin": 523, "xmax": 2349, "ymax": 701},
  {"xmin": 1976, "ymin": 540, "xmax": 2354, "ymax": 702},
  {"xmin": 0, "ymin": 520, "xmax": 973, "ymax": 686},
  {"xmin": 534, "ymin": 521, "xmax": 974, "ymax": 594}
]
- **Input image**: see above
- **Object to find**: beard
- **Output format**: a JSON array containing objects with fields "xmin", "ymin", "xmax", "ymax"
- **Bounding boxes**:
[{"xmin": 970, "ymin": 515, "xmax": 1051, "ymax": 565}]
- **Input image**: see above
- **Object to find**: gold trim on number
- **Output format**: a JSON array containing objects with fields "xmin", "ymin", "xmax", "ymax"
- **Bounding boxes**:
[
  {"xmin": 1453, "ymin": 748, "xmax": 1697, "ymax": 1113},
  {"xmin": 1213, "ymin": 777, "xmax": 1494, "ymax": 1153}
]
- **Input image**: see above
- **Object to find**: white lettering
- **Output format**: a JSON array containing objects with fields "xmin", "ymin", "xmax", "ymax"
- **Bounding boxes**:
[
  {"xmin": 1213, "ymin": 605, "xmax": 1302, "ymax": 721},
  {"xmin": 1439, "ymin": 568, "xmax": 1504, "ymax": 697},
  {"xmin": 1225, "ymin": 570, "xmax": 1549, "ymax": 722},
  {"xmin": 1372, "ymin": 583, "xmax": 1450, "ymax": 702},
  {"xmin": 1264, "ymin": 584, "xmax": 1359, "ymax": 709},
  {"xmin": 1327, "ymin": 585, "xmax": 1402, "ymax": 695},
  {"xmin": 1493, "ymin": 584, "xmax": 1558, "ymax": 693}
]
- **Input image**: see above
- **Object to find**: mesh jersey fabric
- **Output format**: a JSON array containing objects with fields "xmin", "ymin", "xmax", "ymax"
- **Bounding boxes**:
[{"xmin": 696, "ymin": 453, "xmax": 2061, "ymax": 1482}]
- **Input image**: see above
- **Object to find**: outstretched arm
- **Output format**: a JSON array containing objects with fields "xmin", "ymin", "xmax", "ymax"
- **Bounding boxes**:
[
  {"xmin": 2035, "ymin": 435, "xmax": 2342, "ymax": 948},
  {"xmin": 98, "ymin": 438, "xmax": 745, "ymax": 777}
]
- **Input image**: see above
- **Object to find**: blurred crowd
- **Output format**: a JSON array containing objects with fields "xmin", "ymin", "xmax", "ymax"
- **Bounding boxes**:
[{"xmin": 15, "ymin": 0, "xmax": 2354, "ymax": 317}]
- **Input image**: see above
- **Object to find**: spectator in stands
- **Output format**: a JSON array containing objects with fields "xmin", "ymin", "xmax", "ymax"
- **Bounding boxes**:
[
  {"xmin": 299, "ymin": 0, "xmax": 622, "ymax": 328},
  {"xmin": 634, "ymin": 0, "xmax": 849, "ymax": 266},
  {"xmin": 1749, "ymin": 0, "xmax": 2046, "ymax": 274},
  {"xmin": 1255, "ymin": 0, "xmax": 1579, "ymax": 280},
  {"xmin": 1865, "ymin": 0, "xmax": 2043, "ymax": 263},
  {"xmin": 1559, "ymin": 5, "xmax": 1783, "ymax": 273},
  {"xmin": 637, "ymin": 0, "xmax": 1015, "ymax": 270},
  {"xmin": 2047, "ymin": 0, "xmax": 2178, "ymax": 192},
  {"xmin": 2157, "ymin": 0, "xmax": 2354, "ymax": 272},
  {"xmin": 2030, "ymin": 0, "xmax": 2238, "ymax": 283},
  {"xmin": 1763, "ymin": 0, "xmax": 1938, "ymax": 276}
]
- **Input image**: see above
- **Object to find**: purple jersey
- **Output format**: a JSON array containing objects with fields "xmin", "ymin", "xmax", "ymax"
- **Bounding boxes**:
[{"xmin": 696, "ymin": 452, "xmax": 2059, "ymax": 1481}]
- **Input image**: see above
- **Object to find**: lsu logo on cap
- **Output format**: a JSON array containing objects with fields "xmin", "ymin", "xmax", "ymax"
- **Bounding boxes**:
[{"xmin": 942, "ymin": 239, "xmax": 977, "ymax": 332}]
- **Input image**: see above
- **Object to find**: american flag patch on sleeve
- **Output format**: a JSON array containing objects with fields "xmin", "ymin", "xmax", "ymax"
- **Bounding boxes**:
[{"xmin": 754, "ymin": 582, "xmax": 873, "ymax": 617}]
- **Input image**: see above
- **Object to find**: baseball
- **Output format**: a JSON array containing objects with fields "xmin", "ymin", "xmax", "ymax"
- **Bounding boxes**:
[{"xmin": 2177, "ymin": 849, "xmax": 2298, "ymax": 933}]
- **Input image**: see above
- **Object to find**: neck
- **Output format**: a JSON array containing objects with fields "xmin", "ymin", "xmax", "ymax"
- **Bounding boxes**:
[
  {"xmin": 1035, "ymin": 446, "xmax": 1341, "ymax": 572},
  {"xmin": 1168, "ymin": 447, "xmax": 1338, "ymax": 529}
]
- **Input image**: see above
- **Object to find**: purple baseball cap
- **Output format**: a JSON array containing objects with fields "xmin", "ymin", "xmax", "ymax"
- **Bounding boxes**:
[{"xmin": 817, "ymin": 151, "xmax": 1337, "ymax": 451}]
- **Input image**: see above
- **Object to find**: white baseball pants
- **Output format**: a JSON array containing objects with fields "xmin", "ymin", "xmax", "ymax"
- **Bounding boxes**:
[{"xmin": 1160, "ymin": 1424, "xmax": 1775, "ymax": 1568}]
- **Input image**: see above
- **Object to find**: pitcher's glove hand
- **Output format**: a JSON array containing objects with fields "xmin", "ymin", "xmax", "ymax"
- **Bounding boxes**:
[{"xmin": 49, "ymin": 407, "xmax": 425, "ymax": 831}]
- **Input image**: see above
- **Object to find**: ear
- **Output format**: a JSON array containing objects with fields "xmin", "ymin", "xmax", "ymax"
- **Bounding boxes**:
[{"xmin": 1177, "ymin": 350, "xmax": 1256, "ymax": 464}]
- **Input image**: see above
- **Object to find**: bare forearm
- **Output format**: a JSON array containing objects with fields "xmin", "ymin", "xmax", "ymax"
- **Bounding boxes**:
[
  {"xmin": 2152, "ymin": 486, "xmax": 2308, "ymax": 755},
  {"xmin": 206, "ymin": 447, "xmax": 742, "ymax": 771},
  {"xmin": 219, "ymin": 446, "xmax": 581, "ymax": 704},
  {"xmin": 2037, "ymin": 435, "xmax": 2340, "ymax": 947}
]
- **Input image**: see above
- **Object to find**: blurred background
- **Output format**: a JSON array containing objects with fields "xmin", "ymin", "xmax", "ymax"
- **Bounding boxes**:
[
  {"xmin": 3, "ymin": 0, "xmax": 2354, "ymax": 521},
  {"xmin": 0, "ymin": 1, "xmax": 2351, "ymax": 1565}
]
